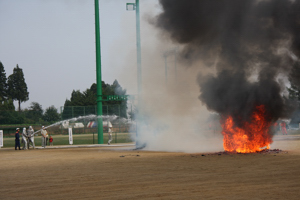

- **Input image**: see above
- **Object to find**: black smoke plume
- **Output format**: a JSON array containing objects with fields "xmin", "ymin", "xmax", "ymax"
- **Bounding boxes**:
[{"xmin": 155, "ymin": 0, "xmax": 300, "ymax": 126}]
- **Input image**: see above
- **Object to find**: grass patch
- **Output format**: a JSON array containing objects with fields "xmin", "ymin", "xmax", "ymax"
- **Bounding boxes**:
[{"xmin": 2, "ymin": 132, "xmax": 134, "ymax": 148}]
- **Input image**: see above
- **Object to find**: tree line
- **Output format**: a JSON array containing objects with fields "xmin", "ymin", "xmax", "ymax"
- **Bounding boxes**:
[
  {"xmin": 0, "ymin": 61, "xmax": 29, "ymax": 112},
  {"xmin": 62, "ymin": 80, "xmax": 128, "ymax": 120},
  {"xmin": 0, "ymin": 61, "xmax": 129, "ymax": 125},
  {"xmin": 0, "ymin": 61, "xmax": 59, "ymax": 124}
]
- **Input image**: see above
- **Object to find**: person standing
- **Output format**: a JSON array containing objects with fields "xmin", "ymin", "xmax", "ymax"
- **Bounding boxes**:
[
  {"xmin": 21, "ymin": 127, "xmax": 28, "ymax": 150},
  {"xmin": 46, "ymin": 131, "xmax": 49, "ymax": 146},
  {"xmin": 27, "ymin": 126, "xmax": 35, "ymax": 149},
  {"xmin": 281, "ymin": 121, "xmax": 288, "ymax": 135},
  {"xmin": 49, "ymin": 136, "xmax": 53, "ymax": 146},
  {"xmin": 108, "ymin": 126, "xmax": 113, "ymax": 145},
  {"xmin": 15, "ymin": 128, "xmax": 21, "ymax": 150},
  {"xmin": 41, "ymin": 126, "xmax": 48, "ymax": 148}
]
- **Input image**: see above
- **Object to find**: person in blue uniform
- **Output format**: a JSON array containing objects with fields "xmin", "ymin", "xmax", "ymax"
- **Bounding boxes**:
[{"xmin": 15, "ymin": 128, "xmax": 21, "ymax": 150}]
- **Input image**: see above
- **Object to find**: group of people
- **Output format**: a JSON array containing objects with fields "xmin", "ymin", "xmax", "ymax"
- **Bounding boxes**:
[
  {"xmin": 274, "ymin": 121, "xmax": 289, "ymax": 135},
  {"xmin": 15, "ymin": 126, "xmax": 53, "ymax": 150},
  {"xmin": 14, "ymin": 126, "xmax": 35, "ymax": 150}
]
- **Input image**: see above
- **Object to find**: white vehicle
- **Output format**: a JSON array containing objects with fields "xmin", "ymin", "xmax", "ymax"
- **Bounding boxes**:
[
  {"xmin": 62, "ymin": 121, "xmax": 84, "ymax": 129},
  {"xmin": 73, "ymin": 123, "xmax": 84, "ymax": 128}
]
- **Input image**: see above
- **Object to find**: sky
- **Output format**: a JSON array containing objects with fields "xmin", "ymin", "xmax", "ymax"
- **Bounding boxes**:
[{"xmin": 0, "ymin": 0, "xmax": 160, "ymax": 111}]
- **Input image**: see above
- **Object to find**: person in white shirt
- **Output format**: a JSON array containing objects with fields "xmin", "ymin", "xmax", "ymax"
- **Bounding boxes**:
[
  {"xmin": 108, "ymin": 127, "xmax": 113, "ymax": 145},
  {"xmin": 22, "ymin": 128, "xmax": 28, "ymax": 150},
  {"xmin": 27, "ymin": 126, "xmax": 35, "ymax": 149},
  {"xmin": 41, "ymin": 126, "xmax": 48, "ymax": 148}
]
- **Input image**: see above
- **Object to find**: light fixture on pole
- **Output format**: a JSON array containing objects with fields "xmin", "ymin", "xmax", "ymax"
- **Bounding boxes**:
[{"xmin": 126, "ymin": 3, "xmax": 136, "ymax": 11}]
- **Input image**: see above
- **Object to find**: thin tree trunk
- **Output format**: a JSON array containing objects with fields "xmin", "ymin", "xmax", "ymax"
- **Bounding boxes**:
[{"xmin": 18, "ymin": 100, "xmax": 21, "ymax": 112}]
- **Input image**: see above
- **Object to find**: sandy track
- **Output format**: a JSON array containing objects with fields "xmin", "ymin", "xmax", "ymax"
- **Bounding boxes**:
[{"xmin": 0, "ymin": 138, "xmax": 300, "ymax": 200}]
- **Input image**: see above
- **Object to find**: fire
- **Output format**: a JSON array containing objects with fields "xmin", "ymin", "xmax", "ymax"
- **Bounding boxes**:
[{"xmin": 221, "ymin": 105, "xmax": 272, "ymax": 153}]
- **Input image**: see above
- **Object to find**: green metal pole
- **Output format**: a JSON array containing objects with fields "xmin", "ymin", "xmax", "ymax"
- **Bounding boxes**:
[
  {"xmin": 84, "ymin": 107, "xmax": 86, "ymax": 134},
  {"xmin": 136, "ymin": 0, "xmax": 142, "ymax": 95},
  {"xmin": 95, "ymin": 0, "xmax": 103, "ymax": 144},
  {"xmin": 117, "ymin": 104, "xmax": 120, "ymax": 143},
  {"xmin": 60, "ymin": 106, "xmax": 63, "ymax": 135},
  {"xmin": 135, "ymin": 0, "xmax": 142, "ymax": 147}
]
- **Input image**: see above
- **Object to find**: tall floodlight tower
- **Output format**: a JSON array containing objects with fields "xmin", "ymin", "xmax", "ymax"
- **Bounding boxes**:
[
  {"xmin": 163, "ymin": 53, "xmax": 168, "ymax": 84},
  {"xmin": 94, "ymin": 0, "xmax": 103, "ymax": 144},
  {"xmin": 163, "ymin": 48, "xmax": 178, "ymax": 85},
  {"xmin": 126, "ymin": 0, "xmax": 142, "ymax": 147},
  {"xmin": 135, "ymin": 0, "xmax": 142, "ymax": 98}
]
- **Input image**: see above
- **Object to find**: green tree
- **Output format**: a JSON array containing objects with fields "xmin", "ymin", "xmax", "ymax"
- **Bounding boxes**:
[
  {"xmin": 0, "ymin": 98, "xmax": 15, "ymax": 111},
  {"xmin": 0, "ymin": 61, "xmax": 8, "ymax": 100},
  {"xmin": 0, "ymin": 98, "xmax": 20, "ymax": 124},
  {"xmin": 110, "ymin": 80, "xmax": 127, "ymax": 118},
  {"xmin": 7, "ymin": 65, "xmax": 29, "ymax": 111},
  {"xmin": 70, "ymin": 90, "xmax": 85, "ymax": 106},
  {"xmin": 62, "ymin": 80, "xmax": 128, "ymax": 119},
  {"xmin": 83, "ymin": 87, "xmax": 97, "ymax": 105},
  {"xmin": 43, "ymin": 106, "xmax": 60, "ymax": 123},
  {"xmin": 61, "ymin": 99, "xmax": 73, "ymax": 119},
  {"xmin": 0, "ymin": 63, "xmax": 25, "ymax": 124},
  {"xmin": 24, "ymin": 102, "xmax": 43, "ymax": 123},
  {"xmin": 89, "ymin": 80, "xmax": 128, "ymax": 118}
]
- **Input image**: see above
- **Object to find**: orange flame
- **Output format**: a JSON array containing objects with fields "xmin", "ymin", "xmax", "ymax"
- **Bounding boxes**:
[{"xmin": 221, "ymin": 105, "xmax": 272, "ymax": 153}]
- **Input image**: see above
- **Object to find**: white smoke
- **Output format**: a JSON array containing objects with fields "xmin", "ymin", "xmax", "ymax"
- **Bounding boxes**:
[{"xmin": 104, "ymin": 1, "xmax": 224, "ymax": 153}]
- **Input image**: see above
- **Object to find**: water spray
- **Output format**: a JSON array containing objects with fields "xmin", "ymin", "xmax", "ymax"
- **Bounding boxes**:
[{"xmin": 32, "ymin": 114, "xmax": 124, "ymax": 135}]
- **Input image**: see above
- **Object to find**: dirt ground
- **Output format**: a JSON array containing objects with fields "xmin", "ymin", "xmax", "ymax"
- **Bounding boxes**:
[{"xmin": 0, "ymin": 135, "xmax": 300, "ymax": 200}]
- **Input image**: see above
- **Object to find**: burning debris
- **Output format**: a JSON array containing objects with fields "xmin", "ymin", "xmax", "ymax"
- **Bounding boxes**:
[
  {"xmin": 154, "ymin": 0, "xmax": 300, "ymax": 153},
  {"xmin": 189, "ymin": 149, "xmax": 284, "ymax": 158},
  {"xmin": 221, "ymin": 105, "xmax": 272, "ymax": 153}
]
